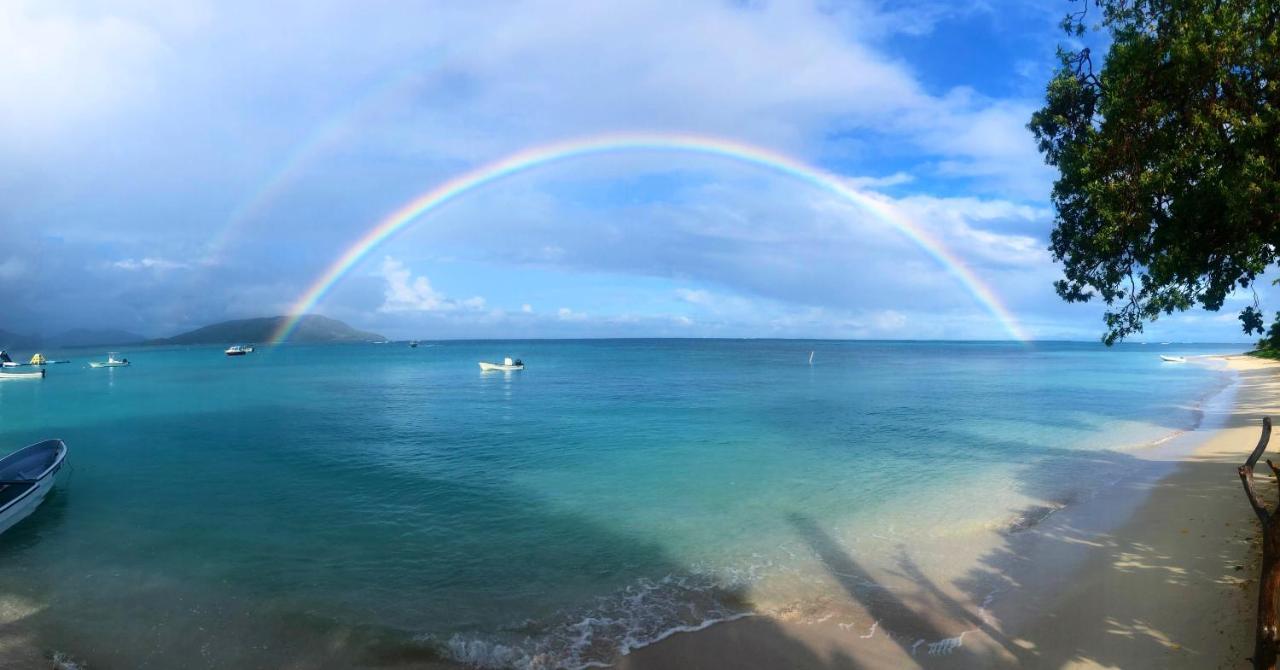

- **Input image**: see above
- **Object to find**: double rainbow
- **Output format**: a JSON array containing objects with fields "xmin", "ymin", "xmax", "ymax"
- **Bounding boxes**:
[{"xmin": 269, "ymin": 133, "xmax": 1028, "ymax": 343}]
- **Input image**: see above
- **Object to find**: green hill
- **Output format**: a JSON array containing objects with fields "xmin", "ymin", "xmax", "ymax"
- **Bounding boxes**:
[{"xmin": 150, "ymin": 315, "xmax": 383, "ymax": 345}]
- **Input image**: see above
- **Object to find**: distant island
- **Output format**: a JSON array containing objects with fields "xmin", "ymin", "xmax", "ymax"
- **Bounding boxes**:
[
  {"xmin": 148, "ymin": 315, "xmax": 384, "ymax": 345},
  {"xmin": 1, "ymin": 315, "xmax": 383, "ymax": 350}
]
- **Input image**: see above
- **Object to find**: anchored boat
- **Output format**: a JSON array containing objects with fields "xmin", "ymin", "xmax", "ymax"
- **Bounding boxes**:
[
  {"xmin": 0, "ymin": 369, "xmax": 44, "ymax": 380},
  {"xmin": 1160, "ymin": 355, "xmax": 1186, "ymax": 363},
  {"xmin": 479, "ymin": 357, "xmax": 524, "ymax": 371},
  {"xmin": 89, "ymin": 353, "xmax": 130, "ymax": 368},
  {"xmin": 225, "ymin": 345, "xmax": 248, "ymax": 356},
  {"xmin": 0, "ymin": 439, "xmax": 67, "ymax": 535}
]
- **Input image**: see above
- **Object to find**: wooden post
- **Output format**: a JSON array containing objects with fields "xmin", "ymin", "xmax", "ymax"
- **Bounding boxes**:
[{"xmin": 1240, "ymin": 417, "xmax": 1278, "ymax": 670}]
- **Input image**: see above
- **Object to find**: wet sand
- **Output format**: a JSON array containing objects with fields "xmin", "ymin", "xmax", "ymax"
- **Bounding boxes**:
[{"xmin": 620, "ymin": 355, "xmax": 1273, "ymax": 669}]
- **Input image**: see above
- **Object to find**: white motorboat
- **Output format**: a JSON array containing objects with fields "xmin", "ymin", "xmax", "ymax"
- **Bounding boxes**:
[
  {"xmin": 225, "ymin": 345, "xmax": 248, "ymax": 356},
  {"xmin": 0, "ymin": 439, "xmax": 67, "ymax": 536},
  {"xmin": 89, "ymin": 353, "xmax": 130, "ymax": 368},
  {"xmin": 1160, "ymin": 355, "xmax": 1186, "ymax": 363},
  {"xmin": 479, "ymin": 357, "xmax": 524, "ymax": 371},
  {"xmin": 0, "ymin": 369, "xmax": 44, "ymax": 380}
]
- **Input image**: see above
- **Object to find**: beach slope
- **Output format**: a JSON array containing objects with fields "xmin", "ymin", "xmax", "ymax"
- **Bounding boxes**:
[{"xmin": 621, "ymin": 356, "xmax": 1273, "ymax": 669}]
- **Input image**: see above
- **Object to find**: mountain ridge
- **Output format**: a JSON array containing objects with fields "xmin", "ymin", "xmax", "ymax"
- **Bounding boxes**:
[{"xmin": 148, "ymin": 315, "xmax": 383, "ymax": 345}]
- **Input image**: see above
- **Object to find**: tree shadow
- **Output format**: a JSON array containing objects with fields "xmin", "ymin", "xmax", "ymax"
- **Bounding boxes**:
[{"xmin": 623, "ymin": 420, "xmax": 1259, "ymax": 669}]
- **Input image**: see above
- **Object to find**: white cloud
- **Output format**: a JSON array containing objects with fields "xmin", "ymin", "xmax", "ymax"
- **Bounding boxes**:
[
  {"xmin": 110, "ymin": 257, "xmax": 190, "ymax": 271},
  {"xmin": 0, "ymin": 0, "xmax": 1083, "ymax": 338},
  {"xmin": 521, "ymin": 303, "xmax": 533, "ymax": 313},
  {"xmin": 871, "ymin": 309, "xmax": 908, "ymax": 331},
  {"xmin": 675, "ymin": 288, "xmax": 713, "ymax": 305},
  {"xmin": 378, "ymin": 256, "xmax": 487, "ymax": 313},
  {"xmin": 557, "ymin": 307, "xmax": 586, "ymax": 321},
  {"xmin": 843, "ymin": 172, "xmax": 915, "ymax": 189},
  {"xmin": 893, "ymin": 195, "xmax": 1051, "ymax": 268},
  {"xmin": 0, "ymin": 2, "xmax": 167, "ymax": 144}
]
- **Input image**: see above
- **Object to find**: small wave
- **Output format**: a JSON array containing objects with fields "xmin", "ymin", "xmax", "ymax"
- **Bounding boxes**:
[
  {"xmin": 50, "ymin": 651, "xmax": 85, "ymax": 670},
  {"xmin": 432, "ymin": 573, "xmax": 752, "ymax": 670},
  {"xmin": 1000, "ymin": 502, "xmax": 1067, "ymax": 534}
]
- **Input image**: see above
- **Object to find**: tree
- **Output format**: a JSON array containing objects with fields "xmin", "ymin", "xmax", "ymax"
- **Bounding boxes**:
[
  {"xmin": 1029, "ymin": 0, "xmax": 1280, "ymax": 344},
  {"xmin": 1240, "ymin": 418, "xmax": 1280, "ymax": 670}
]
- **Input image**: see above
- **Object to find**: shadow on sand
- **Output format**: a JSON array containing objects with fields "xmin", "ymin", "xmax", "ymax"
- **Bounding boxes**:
[{"xmin": 621, "ymin": 363, "xmax": 1274, "ymax": 669}]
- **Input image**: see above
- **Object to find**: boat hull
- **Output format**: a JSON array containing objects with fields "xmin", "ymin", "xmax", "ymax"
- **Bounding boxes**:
[
  {"xmin": 89, "ymin": 362, "xmax": 129, "ymax": 368},
  {"xmin": 478, "ymin": 362, "xmax": 524, "ymax": 371},
  {"xmin": 0, "ymin": 370, "xmax": 44, "ymax": 380},
  {"xmin": 0, "ymin": 440, "xmax": 67, "ymax": 536}
]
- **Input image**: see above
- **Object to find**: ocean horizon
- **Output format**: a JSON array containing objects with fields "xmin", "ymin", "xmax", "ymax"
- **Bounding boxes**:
[{"xmin": 0, "ymin": 339, "xmax": 1240, "ymax": 667}]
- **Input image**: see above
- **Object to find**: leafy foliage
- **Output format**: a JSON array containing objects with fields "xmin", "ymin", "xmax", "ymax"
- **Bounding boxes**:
[{"xmin": 1029, "ymin": 0, "xmax": 1280, "ymax": 344}]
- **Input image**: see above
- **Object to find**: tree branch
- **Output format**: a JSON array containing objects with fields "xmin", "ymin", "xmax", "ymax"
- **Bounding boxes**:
[
  {"xmin": 1242, "ymin": 418, "xmax": 1274, "ymax": 525},
  {"xmin": 1249, "ymin": 418, "xmax": 1274, "ymax": 469}
]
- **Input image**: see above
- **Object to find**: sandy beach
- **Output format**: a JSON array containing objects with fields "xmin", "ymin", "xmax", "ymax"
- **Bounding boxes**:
[{"xmin": 621, "ymin": 355, "xmax": 1275, "ymax": 669}]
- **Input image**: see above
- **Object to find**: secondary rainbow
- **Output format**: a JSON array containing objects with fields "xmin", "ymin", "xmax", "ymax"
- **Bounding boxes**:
[
  {"xmin": 270, "ymin": 133, "xmax": 1029, "ymax": 343},
  {"xmin": 205, "ymin": 62, "xmax": 434, "ymax": 264}
]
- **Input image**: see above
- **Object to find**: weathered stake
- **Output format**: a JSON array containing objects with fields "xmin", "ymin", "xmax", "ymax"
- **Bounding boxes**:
[{"xmin": 1240, "ymin": 416, "xmax": 1278, "ymax": 670}]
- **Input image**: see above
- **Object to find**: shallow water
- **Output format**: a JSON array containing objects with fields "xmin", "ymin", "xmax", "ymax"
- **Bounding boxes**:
[{"xmin": 0, "ymin": 340, "xmax": 1235, "ymax": 668}]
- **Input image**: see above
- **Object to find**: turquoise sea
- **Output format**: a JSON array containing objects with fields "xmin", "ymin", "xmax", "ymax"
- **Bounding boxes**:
[{"xmin": 0, "ymin": 340, "xmax": 1236, "ymax": 668}]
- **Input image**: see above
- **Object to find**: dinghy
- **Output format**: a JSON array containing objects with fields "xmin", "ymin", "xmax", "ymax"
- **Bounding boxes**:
[
  {"xmin": 89, "ymin": 352, "xmax": 130, "ymax": 368},
  {"xmin": 479, "ymin": 357, "xmax": 524, "ymax": 371},
  {"xmin": 0, "ymin": 369, "xmax": 44, "ymax": 380},
  {"xmin": 0, "ymin": 439, "xmax": 67, "ymax": 535},
  {"xmin": 1160, "ymin": 355, "xmax": 1186, "ymax": 363}
]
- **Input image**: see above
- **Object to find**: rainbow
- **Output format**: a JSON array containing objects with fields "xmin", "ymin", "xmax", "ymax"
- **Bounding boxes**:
[
  {"xmin": 270, "ymin": 132, "xmax": 1029, "ymax": 343},
  {"xmin": 205, "ymin": 63, "xmax": 432, "ymax": 264}
]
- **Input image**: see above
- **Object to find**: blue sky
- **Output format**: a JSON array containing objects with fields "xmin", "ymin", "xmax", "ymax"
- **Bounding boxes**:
[{"xmin": 0, "ymin": 1, "xmax": 1262, "ymax": 342}]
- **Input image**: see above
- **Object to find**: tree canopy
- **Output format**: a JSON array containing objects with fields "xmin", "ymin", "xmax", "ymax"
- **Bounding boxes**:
[{"xmin": 1029, "ymin": 0, "xmax": 1280, "ymax": 344}]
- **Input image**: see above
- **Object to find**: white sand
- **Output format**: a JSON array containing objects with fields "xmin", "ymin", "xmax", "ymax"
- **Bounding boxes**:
[{"xmin": 621, "ymin": 355, "xmax": 1274, "ymax": 669}]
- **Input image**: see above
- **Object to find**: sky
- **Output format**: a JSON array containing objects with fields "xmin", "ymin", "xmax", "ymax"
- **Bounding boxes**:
[{"xmin": 0, "ymin": 0, "xmax": 1264, "ymax": 342}]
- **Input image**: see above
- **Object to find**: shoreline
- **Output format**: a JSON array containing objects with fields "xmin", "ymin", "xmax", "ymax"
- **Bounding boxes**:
[
  {"xmin": 0, "ymin": 346, "xmax": 1260, "ymax": 669},
  {"xmin": 619, "ymin": 355, "xmax": 1269, "ymax": 669}
]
